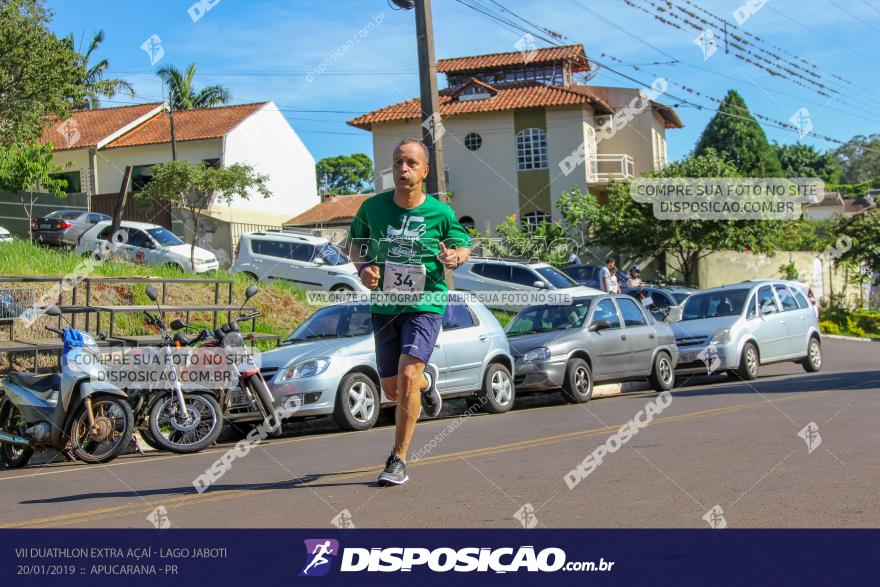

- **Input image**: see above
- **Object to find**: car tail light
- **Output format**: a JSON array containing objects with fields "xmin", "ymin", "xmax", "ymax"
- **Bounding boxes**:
[
  {"xmin": 807, "ymin": 290, "xmax": 816, "ymax": 306},
  {"xmin": 58, "ymin": 221, "xmax": 72, "ymax": 230}
]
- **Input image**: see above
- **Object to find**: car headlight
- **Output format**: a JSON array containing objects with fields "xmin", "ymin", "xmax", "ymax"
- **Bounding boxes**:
[
  {"xmin": 710, "ymin": 328, "xmax": 731, "ymax": 345},
  {"xmin": 281, "ymin": 357, "xmax": 331, "ymax": 380},
  {"xmin": 523, "ymin": 347, "xmax": 551, "ymax": 361}
]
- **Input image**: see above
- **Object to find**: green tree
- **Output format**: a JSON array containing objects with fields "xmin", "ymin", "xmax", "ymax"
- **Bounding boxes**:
[
  {"xmin": 694, "ymin": 89, "xmax": 783, "ymax": 177},
  {"xmin": 0, "ymin": 0, "xmax": 86, "ymax": 144},
  {"xmin": 473, "ymin": 215, "xmax": 573, "ymax": 267},
  {"xmin": 557, "ymin": 150, "xmax": 784, "ymax": 283},
  {"xmin": 136, "ymin": 160, "xmax": 270, "ymax": 270},
  {"xmin": 0, "ymin": 141, "xmax": 68, "ymax": 238},
  {"xmin": 316, "ymin": 153, "xmax": 373, "ymax": 194},
  {"xmin": 773, "ymin": 143, "xmax": 841, "ymax": 184},
  {"xmin": 156, "ymin": 63, "xmax": 230, "ymax": 110},
  {"xmin": 65, "ymin": 30, "xmax": 135, "ymax": 110},
  {"xmin": 839, "ymin": 208, "xmax": 880, "ymax": 283},
  {"xmin": 833, "ymin": 134, "xmax": 880, "ymax": 184}
]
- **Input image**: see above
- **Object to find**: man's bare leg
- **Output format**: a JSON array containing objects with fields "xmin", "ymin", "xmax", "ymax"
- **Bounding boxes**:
[{"xmin": 392, "ymin": 354, "xmax": 425, "ymax": 460}]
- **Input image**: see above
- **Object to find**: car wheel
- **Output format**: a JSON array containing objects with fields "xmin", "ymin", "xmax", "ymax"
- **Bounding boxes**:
[
  {"xmin": 330, "ymin": 284, "xmax": 353, "ymax": 291},
  {"xmin": 561, "ymin": 358, "xmax": 592, "ymax": 403},
  {"xmin": 333, "ymin": 373, "xmax": 380, "ymax": 431},
  {"xmin": 477, "ymin": 363, "xmax": 514, "ymax": 414},
  {"xmin": 802, "ymin": 336, "xmax": 822, "ymax": 373},
  {"xmin": 648, "ymin": 351, "xmax": 675, "ymax": 392},
  {"xmin": 736, "ymin": 342, "xmax": 759, "ymax": 380}
]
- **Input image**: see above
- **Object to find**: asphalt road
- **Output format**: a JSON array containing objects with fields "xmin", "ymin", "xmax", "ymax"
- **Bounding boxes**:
[{"xmin": 1, "ymin": 338, "xmax": 877, "ymax": 529}]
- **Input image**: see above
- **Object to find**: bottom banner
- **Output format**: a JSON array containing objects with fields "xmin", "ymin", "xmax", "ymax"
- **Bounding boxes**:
[{"xmin": 1, "ymin": 529, "xmax": 875, "ymax": 585}]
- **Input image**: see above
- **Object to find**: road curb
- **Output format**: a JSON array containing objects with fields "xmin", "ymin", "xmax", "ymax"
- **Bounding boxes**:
[{"xmin": 823, "ymin": 334, "xmax": 878, "ymax": 343}]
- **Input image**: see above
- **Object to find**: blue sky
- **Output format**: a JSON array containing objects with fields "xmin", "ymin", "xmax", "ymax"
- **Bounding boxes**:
[{"xmin": 47, "ymin": 0, "xmax": 880, "ymax": 163}]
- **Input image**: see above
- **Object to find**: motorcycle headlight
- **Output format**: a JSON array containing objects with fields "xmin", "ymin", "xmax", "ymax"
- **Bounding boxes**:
[
  {"xmin": 281, "ymin": 357, "xmax": 331, "ymax": 380},
  {"xmin": 710, "ymin": 328, "xmax": 732, "ymax": 345},
  {"xmin": 523, "ymin": 347, "xmax": 551, "ymax": 362}
]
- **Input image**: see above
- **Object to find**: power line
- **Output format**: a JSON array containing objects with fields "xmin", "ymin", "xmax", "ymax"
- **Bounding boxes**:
[{"xmin": 826, "ymin": 0, "xmax": 880, "ymax": 34}]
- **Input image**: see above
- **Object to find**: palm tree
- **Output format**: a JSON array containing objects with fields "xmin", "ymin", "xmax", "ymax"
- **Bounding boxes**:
[
  {"xmin": 66, "ymin": 30, "xmax": 135, "ymax": 109},
  {"xmin": 157, "ymin": 63, "xmax": 231, "ymax": 110}
]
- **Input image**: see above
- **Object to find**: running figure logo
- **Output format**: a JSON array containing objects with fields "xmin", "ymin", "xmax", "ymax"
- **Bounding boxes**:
[{"xmin": 300, "ymin": 539, "xmax": 339, "ymax": 577}]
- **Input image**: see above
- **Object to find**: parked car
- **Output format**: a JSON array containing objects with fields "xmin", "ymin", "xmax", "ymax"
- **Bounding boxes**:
[
  {"xmin": 506, "ymin": 294, "xmax": 679, "ymax": 403},
  {"xmin": 232, "ymin": 230, "xmax": 366, "ymax": 291},
  {"xmin": 624, "ymin": 285, "xmax": 698, "ymax": 321},
  {"xmin": 75, "ymin": 220, "xmax": 219, "ymax": 274},
  {"xmin": 453, "ymin": 259, "xmax": 603, "ymax": 311},
  {"xmin": 0, "ymin": 226, "xmax": 11, "ymax": 244},
  {"xmin": 31, "ymin": 210, "xmax": 110, "ymax": 247},
  {"xmin": 670, "ymin": 280, "xmax": 822, "ymax": 379},
  {"xmin": 259, "ymin": 295, "xmax": 515, "ymax": 431},
  {"xmin": 562, "ymin": 264, "xmax": 628, "ymax": 290}
]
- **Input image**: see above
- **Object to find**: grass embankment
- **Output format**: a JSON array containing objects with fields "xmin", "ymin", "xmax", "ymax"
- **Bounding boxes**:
[{"xmin": 0, "ymin": 240, "xmax": 314, "ymax": 369}]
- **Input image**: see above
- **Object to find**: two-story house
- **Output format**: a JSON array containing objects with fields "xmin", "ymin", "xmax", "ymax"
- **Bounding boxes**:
[{"xmin": 347, "ymin": 44, "xmax": 682, "ymax": 233}]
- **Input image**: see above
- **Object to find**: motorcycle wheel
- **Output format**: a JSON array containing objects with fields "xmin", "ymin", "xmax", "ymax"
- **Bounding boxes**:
[
  {"xmin": 137, "ymin": 426, "xmax": 164, "ymax": 451},
  {"xmin": 148, "ymin": 393, "xmax": 223, "ymax": 454},
  {"xmin": 68, "ymin": 395, "xmax": 134, "ymax": 464},
  {"xmin": 0, "ymin": 401, "xmax": 33, "ymax": 469}
]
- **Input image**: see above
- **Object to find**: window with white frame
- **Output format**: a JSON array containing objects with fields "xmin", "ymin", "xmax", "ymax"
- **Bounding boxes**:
[
  {"xmin": 516, "ymin": 127, "xmax": 548, "ymax": 171},
  {"xmin": 522, "ymin": 210, "xmax": 550, "ymax": 231}
]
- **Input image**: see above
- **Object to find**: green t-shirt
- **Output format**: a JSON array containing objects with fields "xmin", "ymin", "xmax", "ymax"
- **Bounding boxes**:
[{"xmin": 349, "ymin": 190, "xmax": 472, "ymax": 315}]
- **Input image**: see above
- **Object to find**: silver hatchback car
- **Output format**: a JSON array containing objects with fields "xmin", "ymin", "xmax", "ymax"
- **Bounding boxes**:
[
  {"xmin": 507, "ymin": 294, "xmax": 679, "ymax": 403},
  {"xmin": 259, "ymin": 295, "xmax": 515, "ymax": 431},
  {"xmin": 671, "ymin": 280, "xmax": 822, "ymax": 379}
]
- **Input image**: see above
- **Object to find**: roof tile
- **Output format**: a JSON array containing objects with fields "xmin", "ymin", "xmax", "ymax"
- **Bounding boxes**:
[
  {"xmin": 285, "ymin": 194, "xmax": 372, "ymax": 226},
  {"xmin": 437, "ymin": 44, "xmax": 589, "ymax": 73},
  {"xmin": 40, "ymin": 103, "xmax": 163, "ymax": 151}
]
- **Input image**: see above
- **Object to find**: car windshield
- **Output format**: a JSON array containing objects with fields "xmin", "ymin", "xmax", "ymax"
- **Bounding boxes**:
[
  {"xmin": 46, "ymin": 211, "xmax": 82, "ymax": 220},
  {"xmin": 146, "ymin": 227, "xmax": 183, "ymax": 246},
  {"xmin": 314, "ymin": 243, "xmax": 350, "ymax": 266},
  {"xmin": 681, "ymin": 290, "xmax": 749, "ymax": 320},
  {"xmin": 506, "ymin": 299, "xmax": 592, "ymax": 336},
  {"xmin": 284, "ymin": 304, "xmax": 372, "ymax": 343},
  {"xmin": 536, "ymin": 266, "xmax": 579, "ymax": 289}
]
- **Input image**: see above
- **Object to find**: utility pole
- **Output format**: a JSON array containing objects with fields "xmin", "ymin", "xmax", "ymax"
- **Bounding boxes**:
[
  {"xmin": 169, "ymin": 101, "xmax": 178, "ymax": 161},
  {"xmin": 411, "ymin": 0, "xmax": 446, "ymax": 200}
]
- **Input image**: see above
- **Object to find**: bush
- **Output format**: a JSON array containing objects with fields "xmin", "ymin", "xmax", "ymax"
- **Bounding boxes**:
[
  {"xmin": 846, "ymin": 316, "xmax": 868, "ymax": 338},
  {"xmin": 819, "ymin": 321, "xmax": 840, "ymax": 335}
]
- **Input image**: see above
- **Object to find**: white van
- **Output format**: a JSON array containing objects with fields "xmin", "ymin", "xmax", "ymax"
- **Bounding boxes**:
[{"xmin": 232, "ymin": 231, "xmax": 366, "ymax": 291}]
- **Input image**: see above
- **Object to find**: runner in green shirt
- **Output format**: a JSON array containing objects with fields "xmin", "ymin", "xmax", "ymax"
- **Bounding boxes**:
[{"xmin": 348, "ymin": 139, "xmax": 472, "ymax": 486}]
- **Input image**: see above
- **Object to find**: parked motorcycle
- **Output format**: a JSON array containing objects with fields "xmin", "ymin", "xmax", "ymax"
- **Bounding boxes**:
[
  {"xmin": 132, "ymin": 285, "xmax": 224, "ymax": 454},
  {"xmin": 0, "ymin": 306, "xmax": 133, "ymax": 467},
  {"xmin": 172, "ymin": 285, "xmax": 283, "ymax": 439}
]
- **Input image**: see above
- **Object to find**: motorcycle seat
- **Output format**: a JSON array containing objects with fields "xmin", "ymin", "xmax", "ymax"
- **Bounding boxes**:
[{"xmin": 10, "ymin": 372, "xmax": 61, "ymax": 394}]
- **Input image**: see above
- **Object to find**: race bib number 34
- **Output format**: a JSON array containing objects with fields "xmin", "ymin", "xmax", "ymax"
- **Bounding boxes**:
[{"xmin": 383, "ymin": 261, "xmax": 426, "ymax": 292}]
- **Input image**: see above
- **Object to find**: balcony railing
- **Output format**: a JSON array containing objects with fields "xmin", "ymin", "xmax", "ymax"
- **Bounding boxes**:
[{"xmin": 588, "ymin": 154, "xmax": 635, "ymax": 183}]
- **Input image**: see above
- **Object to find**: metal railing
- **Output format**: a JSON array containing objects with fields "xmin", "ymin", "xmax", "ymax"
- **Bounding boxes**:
[{"xmin": 589, "ymin": 154, "xmax": 635, "ymax": 183}]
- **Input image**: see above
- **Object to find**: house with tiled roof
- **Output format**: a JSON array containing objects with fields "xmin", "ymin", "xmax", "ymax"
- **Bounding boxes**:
[
  {"xmin": 41, "ymin": 101, "xmax": 317, "ymax": 229},
  {"xmin": 284, "ymin": 193, "xmax": 372, "ymax": 228},
  {"xmin": 803, "ymin": 191, "xmax": 876, "ymax": 219},
  {"xmin": 347, "ymin": 44, "xmax": 682, "ymax": 232}
]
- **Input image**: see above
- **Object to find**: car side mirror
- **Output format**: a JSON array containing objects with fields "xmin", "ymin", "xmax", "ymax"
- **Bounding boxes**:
[
  {"xmin": 533, "ymin": 280, "xmax": 545, "ymax": 289},
  {"xmin": 588, "ymin": 319, "xmax": 611, "ymax": 332},
  {"xmin": 170, "ymin": 319, "xmax": 187, "ymax": 330},
  {"xmin": 245, "ymin": 284, "xmax": 259, "ymax": 300},
  {"xmin": 665, "ymin": 306, "xmax": 683, "ymax": 323}
]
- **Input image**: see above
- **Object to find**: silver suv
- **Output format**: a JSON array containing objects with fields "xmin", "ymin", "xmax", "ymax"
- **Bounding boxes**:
[
  {"xmin": 671, "ymin": 280, "xmax": 822, "ymax": 379},
  {"xmin": 232, "ymin": 231, "xmax": 366, "ymax": 291},
  {"xmin": 453, "ymin": 258, "xmax": 602, "ymax": 311}
]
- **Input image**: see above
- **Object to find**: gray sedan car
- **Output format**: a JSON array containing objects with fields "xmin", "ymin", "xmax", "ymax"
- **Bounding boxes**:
[
  {"xmin": 507, "ymin": 294, "xmax": 678, "ymax": 403},
  {"xmin": 671, "ymin": 280, "xmax": 822, "ymax": 379},
  {"xmin": 31, "ymin": 210, "xmax": 110, "ymax": 247},
  {"xmin": 260, "ymin": 295, "xmax": 515, "ymax": 431}
]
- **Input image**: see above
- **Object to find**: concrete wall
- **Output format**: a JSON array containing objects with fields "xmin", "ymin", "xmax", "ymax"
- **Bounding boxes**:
[
  {"xmin": 221, "ymin": 102, "xmax": 318, "ymax": 224},
  {"xmin": 670, "ymin": 250, "xmax": 866, "ymax": 308},
  {"xmin": 97, "ymin": 140, "xmax": 222, "ymax": 196},
  {"xmin": 547, "ymin": 106, "xmax": 593, "ymax": 219}
]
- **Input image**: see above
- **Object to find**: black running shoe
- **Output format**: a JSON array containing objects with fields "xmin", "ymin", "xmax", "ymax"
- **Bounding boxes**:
[
  {"xmin": 421, "ymin": 363, "xmax": 442, "ymax": 418},
  {"xmin": 377, "ymin": 453, "xmax": 408, "ymax": 486}
]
